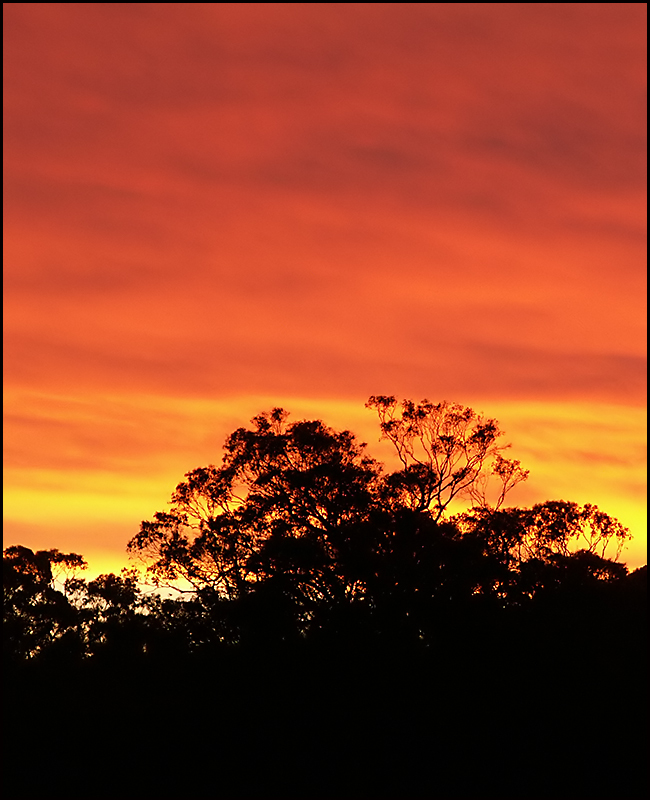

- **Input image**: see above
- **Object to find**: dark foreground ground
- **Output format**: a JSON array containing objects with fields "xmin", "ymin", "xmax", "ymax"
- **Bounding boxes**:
[{"xmin": 5, "ymin": 612, "xmax": 646, "ymax": 799}]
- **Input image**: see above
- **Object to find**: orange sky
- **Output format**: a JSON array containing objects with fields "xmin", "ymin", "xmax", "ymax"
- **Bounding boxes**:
[{"xmin": 4, "ymin": 3, "xmax": 647, "ymax": 574}]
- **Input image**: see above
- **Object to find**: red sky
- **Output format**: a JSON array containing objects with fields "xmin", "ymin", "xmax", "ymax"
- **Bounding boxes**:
[{"xmin": 4, "ymin": 3, "xmax": 647, "ymax": 573}]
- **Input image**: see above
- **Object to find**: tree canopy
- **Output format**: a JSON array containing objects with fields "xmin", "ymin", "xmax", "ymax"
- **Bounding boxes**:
[
  {"xmin": 127, "ymin": 398, "xmax": 630, "ymax": 605},
  {"xmin": 4, "ymin": 397, "xmax": 638, "ymax": 659},
  {"xmin": 367, "ymin": 395, "xmax": 529, "ymax": 515},
  {"xmin": 3, "ymin": 397, "xmax": 646, "ymax": 799}
]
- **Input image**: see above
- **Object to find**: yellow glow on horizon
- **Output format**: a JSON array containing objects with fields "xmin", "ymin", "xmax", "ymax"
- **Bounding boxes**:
[{"xmin": 4, "ymin": 392, "xmax": 646, "ymax": 575}]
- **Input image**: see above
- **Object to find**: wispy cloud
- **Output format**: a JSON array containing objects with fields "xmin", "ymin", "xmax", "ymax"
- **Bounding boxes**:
[{"xmin": 4, "ymin": 3, "xmax": 646, "ymax": 570}]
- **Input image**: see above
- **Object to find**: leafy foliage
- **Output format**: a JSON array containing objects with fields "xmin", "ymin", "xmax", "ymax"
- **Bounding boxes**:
[
  {"xmin": 4, "ymin": 398, "xmax": 645, "ymax": 800},
  {"xmin": 127, "ymin": 409, "xmax": 382, "ymax": 610},
  {"xmin": 3, "ymin": 546, "xmax": 87, "ymax": 661},
  {"xmin": 367, "ymin": 395, "xmax": 529, "ymax": 516},
  {"xmin": 4, "ymin": 398, "xmax": 637, "ymax": 659}
]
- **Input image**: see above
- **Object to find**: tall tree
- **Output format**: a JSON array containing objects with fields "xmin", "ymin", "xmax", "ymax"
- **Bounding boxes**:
[
  {"xmin": 3, "ymin": 546, "xmax": 86, "ymax": 661},
  {"xmin": 367, "ymin": 395, "xmax": 528, "ymax": 517},
  {"xmin": 128, "ymin": 409, "xmax": 382, "ymax": 621}
]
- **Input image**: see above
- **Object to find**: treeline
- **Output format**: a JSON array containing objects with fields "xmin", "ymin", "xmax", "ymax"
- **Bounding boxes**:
[
  {"xmin": 4, "ymin": 398, "xmax": 647, "ymax": 798},
  {"xmin": 3, "ymin": 514, "xmax": 646, "ymax": 666}
]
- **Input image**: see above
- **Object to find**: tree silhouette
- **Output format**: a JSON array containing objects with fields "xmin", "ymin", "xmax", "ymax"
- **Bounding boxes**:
[
  {"xmin": 128, "ymin": 409, "xmax": 381, "ymax": 606},
  {"xmin": 367, "ymin": 395, "xmax": 529, "ymax": 516},
  {"xmin": 452, "ymin": 500, "xmax": 631, "ymax": 602},
  {"xmin": 3, "ymin": 398, "xmax": 646, "ymax": 799},
  {"xmin": 3, "ymin": 546, "xmax": 86, "ymax": 662},
  {"xmin": 123, "ymin": 399, "xmax": 634, "ymax": 645}
]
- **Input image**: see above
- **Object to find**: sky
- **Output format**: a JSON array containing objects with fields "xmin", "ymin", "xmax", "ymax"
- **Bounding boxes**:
[{"xmin": 4, "ymin": 3, "xmax": 647, "ymax": 574}]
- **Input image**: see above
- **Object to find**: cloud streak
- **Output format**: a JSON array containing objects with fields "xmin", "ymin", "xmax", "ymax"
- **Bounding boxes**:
[{"xmin": 4, "ymin": 3, "xmax": 646, "ymax": 571}]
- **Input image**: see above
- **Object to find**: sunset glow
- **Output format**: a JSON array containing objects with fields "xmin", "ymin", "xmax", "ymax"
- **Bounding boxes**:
[{"xmin": 4, "ymin": 3, "xmax": 646, "ymax": 575}]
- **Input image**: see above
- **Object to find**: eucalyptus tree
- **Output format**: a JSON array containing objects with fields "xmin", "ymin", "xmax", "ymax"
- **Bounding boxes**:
[
  {"xmin": 128, "ymin": 409, "xmax": 383, "ymax": 619},
  {"xmin": 366, "ymin": 395, "xmax": 529, "ymax": 518},
  {"xmin": 3, "ymin": 546, "xmax": 86, "ymax": 661},
  {"xmin": 127, "ymin": 398, "xmax": 632, "ymax": 636}
]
